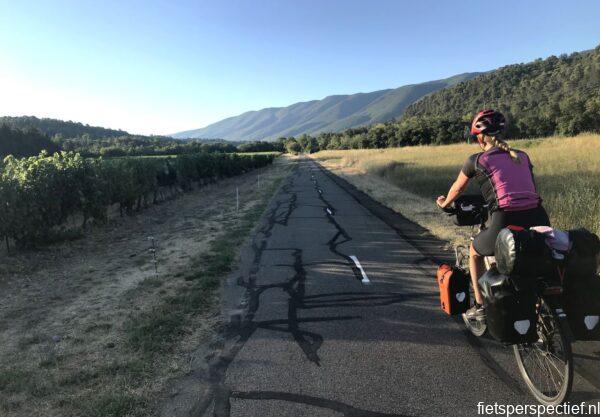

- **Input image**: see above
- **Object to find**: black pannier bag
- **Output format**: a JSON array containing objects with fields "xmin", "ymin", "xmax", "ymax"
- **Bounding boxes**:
[
  {"xmin": 479, "ymin": 266, "xmax": 538, "ymax": 344},
  {"xmin": 451, "ymin": 194, "xmax": 487, "ymax": 226},
  {"xmin": 563, "ymin": 228, "xmax": 600, "ymax": 341},
  {"xmin": 495, "ymin": 226, "xmax": 553, "ymax": 285}
]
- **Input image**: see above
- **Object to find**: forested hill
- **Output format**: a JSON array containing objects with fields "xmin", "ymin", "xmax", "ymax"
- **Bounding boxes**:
[
  {"xmin": 278, "ymin": 45, "xmax": 600, "ymax": 153},
  {"xmin": 404, "ymin": 46, "xmax": 600, "ymax": 137},
  {"xmin": 0, "ymin": 116, "xmax": 129, "ymax": 139},
  {"xmin": 173, "ymin": 72, "xmax": 480, "ymax": 141},
  {"xmin": 0, "ymin": 116, "xmax": 250, "ymax": 158}
]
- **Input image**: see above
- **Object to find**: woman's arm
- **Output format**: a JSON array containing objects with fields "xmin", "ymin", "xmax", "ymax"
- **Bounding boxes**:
[{"xmin": 436, "ymin": 172, "xmax": 470, "ymax": 208}]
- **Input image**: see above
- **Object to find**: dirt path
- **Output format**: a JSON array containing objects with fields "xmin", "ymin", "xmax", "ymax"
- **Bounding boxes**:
[{"xmin": 0, "ymin": 157, "xmax": 292, "ymax": 417}]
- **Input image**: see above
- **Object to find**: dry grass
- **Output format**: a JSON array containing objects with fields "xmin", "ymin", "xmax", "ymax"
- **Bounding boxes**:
[
  {"xmin": 0, "ymin": 157, "xmax": 292, "ymax": 417},
  {"xmin": 313, "ymin": 134, "xmax": 600, "ymax": 242}
]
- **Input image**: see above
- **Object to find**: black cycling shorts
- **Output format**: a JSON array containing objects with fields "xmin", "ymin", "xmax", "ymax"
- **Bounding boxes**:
[{"xmin": 473, "ymin": 206, "xmax": 551, "ymax": 256}]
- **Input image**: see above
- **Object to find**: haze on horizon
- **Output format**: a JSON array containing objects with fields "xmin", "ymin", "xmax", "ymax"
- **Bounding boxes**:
[{"xmin": 1, "ymin": 0, "xmax": 599, "ymax": 136}]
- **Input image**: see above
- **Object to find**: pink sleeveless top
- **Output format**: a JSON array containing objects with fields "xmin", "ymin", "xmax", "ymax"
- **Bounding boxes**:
[{"xmin": 476, "ymin": 149, "xmax": 540, "ymax": 211}]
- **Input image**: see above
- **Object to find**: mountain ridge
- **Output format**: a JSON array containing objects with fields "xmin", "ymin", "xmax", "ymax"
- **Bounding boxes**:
[{"xmin": 173, "ymin": 72, "xmax": 481, "ymax": 140}]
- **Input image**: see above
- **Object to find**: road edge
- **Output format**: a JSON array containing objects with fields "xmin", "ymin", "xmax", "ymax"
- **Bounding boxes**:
[{"xmin": 220, "ymin": 162, "xmax": 296, "ymax": 326}]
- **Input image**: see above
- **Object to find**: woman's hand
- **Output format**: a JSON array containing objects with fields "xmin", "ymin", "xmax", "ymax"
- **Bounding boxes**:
[{"xmin": 436, "ymin": 195, "xmax": 447, "ymax": 208}]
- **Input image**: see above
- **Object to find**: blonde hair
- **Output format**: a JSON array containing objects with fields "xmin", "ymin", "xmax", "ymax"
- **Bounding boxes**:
[{"xmin": 485, "ymin": 135, "xmax": 521, "ymax": 163}]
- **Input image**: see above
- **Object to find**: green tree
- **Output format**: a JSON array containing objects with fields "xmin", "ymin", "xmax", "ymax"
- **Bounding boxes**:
[{"xmin": 284, "ymin": 138, "xmax": 302, "ymax": 154}]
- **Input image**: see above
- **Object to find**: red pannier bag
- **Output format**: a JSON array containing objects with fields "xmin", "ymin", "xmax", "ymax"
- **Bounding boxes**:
[{"xmin": 436, "ymin": 264, "xmax": 470, "ymax": 315}]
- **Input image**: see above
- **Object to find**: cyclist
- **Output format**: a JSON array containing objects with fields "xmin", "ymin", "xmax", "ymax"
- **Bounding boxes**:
[{"xmin": 435, "ymin": 109, "xmax": 550, "ymax": 320}]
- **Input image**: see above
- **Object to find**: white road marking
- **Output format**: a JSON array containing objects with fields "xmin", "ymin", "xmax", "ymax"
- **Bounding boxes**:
[
  {"xmin": 349, "ymin": 255, "xmax": 370, "ymax": 284},
  {"xmin": 326, "ymin": 208, "xmax": 332, "ymax": 215}
]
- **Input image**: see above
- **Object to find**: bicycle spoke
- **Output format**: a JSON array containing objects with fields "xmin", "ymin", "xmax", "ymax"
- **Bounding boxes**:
[
  {"xmin": 532, "ymin": 350, "xmax": 557, "ymax": 395},
  {"xmin": 544, "ymin": 353, "xmax": 567, "ymax": 390},
  {"xmin": 527, "ymin": 349, "xmax": 549, "ymax": 392},
  {"xmin": 547, "ymin": 365, "xmax": 562, "ymax": 394},
  {"xmin": 533, "ymin": 343, "xmax": 563, "ymax": 392},
  {"xmin": 545, "ymin": 351, "xmax": 567, "ymax": 368},
  {"xmin": 541, "ymin": 356, "xmax": 562, "ymax": 394}
]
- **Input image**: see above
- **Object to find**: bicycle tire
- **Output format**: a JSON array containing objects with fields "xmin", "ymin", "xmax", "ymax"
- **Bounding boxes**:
[{"xmin": 513, "ymin": 297, "xmax": 573, "ymax": 405}]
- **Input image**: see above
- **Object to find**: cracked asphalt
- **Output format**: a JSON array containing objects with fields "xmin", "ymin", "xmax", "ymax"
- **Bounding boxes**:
[{"xmin": 195, "ymin": 158, "xmax": 600, "ymax": 417}]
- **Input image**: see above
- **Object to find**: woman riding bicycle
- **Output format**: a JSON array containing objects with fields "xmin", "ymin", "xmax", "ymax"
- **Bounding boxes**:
[{"xmin": 435, "ymin": 109, "xmax": 550, "ymax": 320}]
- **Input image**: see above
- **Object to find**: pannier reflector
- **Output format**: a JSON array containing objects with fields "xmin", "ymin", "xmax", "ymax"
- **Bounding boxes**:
[
  {"xmin": 456, "ymin": 292, "xmax": 466, "ymax": 302},
  {"xmin": 584, "ymin": 316, "xmax": 599, "ymax": 330},
  {"xmin": 514, "ymin": 320, "xmax": 531, "ymax": 335}
]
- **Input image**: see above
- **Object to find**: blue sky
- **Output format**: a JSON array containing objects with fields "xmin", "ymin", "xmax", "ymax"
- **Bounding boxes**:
[{"xmin": 0, "ymin": 0, "xmax": 598, "ymax": 135}]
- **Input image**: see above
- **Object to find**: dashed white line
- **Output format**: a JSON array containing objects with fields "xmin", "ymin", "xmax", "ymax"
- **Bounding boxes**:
[{"xmin": 349, "ymin": 255, "xmax": 371, "ymax": 284}]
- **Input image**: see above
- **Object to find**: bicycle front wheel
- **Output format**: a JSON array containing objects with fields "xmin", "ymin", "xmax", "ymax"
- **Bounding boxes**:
[{"xmin": 513, "ymin": 297, "xmax": 573, "ymax": 405}]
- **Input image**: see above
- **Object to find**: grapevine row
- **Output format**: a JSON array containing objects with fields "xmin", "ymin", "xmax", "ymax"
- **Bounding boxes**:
[{"xmin": 0, "ymin": 151, "xmax": 275, "ymax": 248}]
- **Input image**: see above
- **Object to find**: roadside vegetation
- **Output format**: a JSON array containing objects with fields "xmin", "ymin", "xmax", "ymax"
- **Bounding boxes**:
[
  {"xmin": 0, "ymin": 156, "xmax": 291, "ymax": 417},
  {"xmin": 0, "ymin": 151, "xmax": 274, "ymax": 248},
  {"xmin": 313, "ymin": 134, "xmax": 600, "ymax": 241}
]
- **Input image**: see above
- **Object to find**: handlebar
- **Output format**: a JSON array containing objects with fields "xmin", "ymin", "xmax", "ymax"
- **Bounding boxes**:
[
  {"xmin": 438, "ymin": 195, "xmax": 489, "ymax": 227},
  {"xmin": 439, "ymin": 205, "xmax": 457, "ymax": 215}
]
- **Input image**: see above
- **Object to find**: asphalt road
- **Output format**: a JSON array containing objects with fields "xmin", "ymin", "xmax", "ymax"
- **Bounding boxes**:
[{"xmin": 197, "ymin": 158, "xmax": 600, "ymax": 417}]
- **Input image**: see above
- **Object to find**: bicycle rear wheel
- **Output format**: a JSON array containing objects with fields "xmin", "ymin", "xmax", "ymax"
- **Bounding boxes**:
[{"xmin": 513, "ymin": 297, "xmax": 573, "ymax": 405}]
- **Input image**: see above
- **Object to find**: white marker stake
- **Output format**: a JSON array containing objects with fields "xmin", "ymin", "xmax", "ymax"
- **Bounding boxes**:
[{"xmin": 349, "ymin": 255, "xmax": 370, "ymax": 284}]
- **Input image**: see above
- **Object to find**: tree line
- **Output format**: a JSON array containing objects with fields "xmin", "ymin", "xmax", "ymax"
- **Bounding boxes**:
[
  {"xmin": 56, "ymin": 134, "xmax": 239, "ymax": 157},
  {"xmin": 58, "ymin": 136, "xmax": 283, "ymax": 157},
  {"xmin": 278, "ymin": 116, "xmax": 467, "ymax": 154},
  {"xmin": 0, "ymin": 116, "xmax": 129, "ymax": 139},
  {"xmin": 0, "ymin": 122, "xmax": 283, "ymax": 159},
  {"xmin": 0, "ymin": 151, "xmax": 274, "ymax": 248},
  {"xmin": 0, "ymin": 124, "xmax": 59, "ymax": 158}
]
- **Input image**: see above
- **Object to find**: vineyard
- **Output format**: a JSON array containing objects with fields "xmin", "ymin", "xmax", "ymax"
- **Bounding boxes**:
[{"xmin": 0, "ymin": 151, "xmax": 275, "ymax": 248}]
